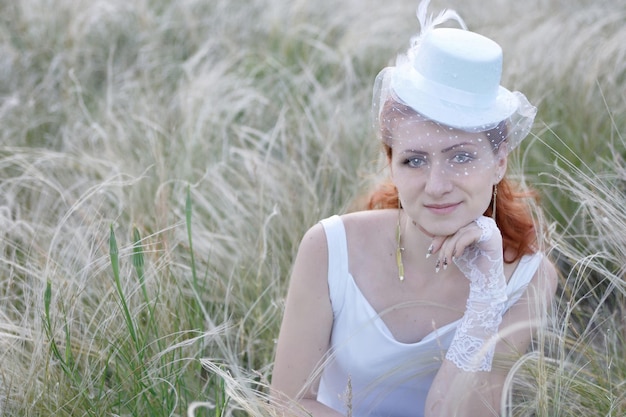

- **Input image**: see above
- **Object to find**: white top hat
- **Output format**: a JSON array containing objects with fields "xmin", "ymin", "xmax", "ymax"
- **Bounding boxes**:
[
  {"xmin": 391, "ymin": 28, "xmax": 518, "ymax": 130},
  {"xmin": 374, "ymin": 14, "xmax": 537, "ymax": 152}
]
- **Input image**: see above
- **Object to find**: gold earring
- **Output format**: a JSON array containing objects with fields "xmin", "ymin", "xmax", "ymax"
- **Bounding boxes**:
[{"xmin": 492, "ymin": 184, "xmax": 498, "ymax": 220}]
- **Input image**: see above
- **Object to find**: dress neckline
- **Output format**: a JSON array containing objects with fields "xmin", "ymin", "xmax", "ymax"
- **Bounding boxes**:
[{"xmin": 345, "ymin": 252, "xmax": 542, "ymax": 346}]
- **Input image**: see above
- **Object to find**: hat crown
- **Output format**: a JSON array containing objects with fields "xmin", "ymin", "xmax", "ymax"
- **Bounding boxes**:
[
  {"xmin": 373, "ymin": 3, "xmax": 537, "ymax": 151},
  {"xmin": 389, "ymin": 27, "xmax": 516, "ymax": 129},
  {"xmin": 413, "ymin": 28, "xmax": 503, "ymax": 103}
]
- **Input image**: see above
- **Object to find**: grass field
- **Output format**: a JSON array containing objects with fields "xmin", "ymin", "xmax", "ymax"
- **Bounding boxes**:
[{"xmin": 0, "ymin": 0, "xmax": 624, "ymax": 415}]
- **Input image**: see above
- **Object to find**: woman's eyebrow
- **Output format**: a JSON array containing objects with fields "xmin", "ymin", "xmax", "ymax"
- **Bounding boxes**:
[
  {"xmin": 441, "ymin": 142, "xmax": 475, "ymax": 153},
  {"xmin": 398, "ymin": 142, "xmax": 477, "ymax": 156},
  {"xmin": 399, "ymin": 149, "xmax": 429, "ymax": 155}
]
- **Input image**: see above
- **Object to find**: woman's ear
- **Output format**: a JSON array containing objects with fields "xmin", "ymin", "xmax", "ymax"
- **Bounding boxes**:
[
  {"xmin": 494, "ymin": 145, "xmax": 508, "ymax": 183},
  {"xmin": 387, "ymin": 150, "xmax": 395, "ymax": 178}
]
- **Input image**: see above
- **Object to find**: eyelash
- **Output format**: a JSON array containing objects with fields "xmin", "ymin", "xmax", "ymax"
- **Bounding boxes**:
[
  {"xmin": 403, "ymin": 157, "xmax": 427, "ymax": 168},
  {"xmin": 403, "ymin": 152, "xmax": 475, "ymax": 167},
  {"xmin": 452, "ymin": 152, "xmax": 474, "ymax": 163}
]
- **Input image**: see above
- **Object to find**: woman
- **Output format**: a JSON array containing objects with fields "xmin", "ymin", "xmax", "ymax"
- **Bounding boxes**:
[{"xmin": 270, "ymin": 3, "xmax": 558, "ymax": 416}]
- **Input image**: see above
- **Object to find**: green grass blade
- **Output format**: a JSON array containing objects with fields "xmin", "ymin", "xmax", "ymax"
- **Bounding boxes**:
[
  {"xmin": 185, "ymin": 186, "xmax": 198, "ymax": 290},
  {"xmin": 109, "ymin": 225, "xmax": 140, "ymax": 352},
  {"xmin": 132, "ymin": 226, "xmax": 149, "ymax": 304},
  {"xmin": 42, "ymin": 280, "xmax": 64, "ymax": 364}
]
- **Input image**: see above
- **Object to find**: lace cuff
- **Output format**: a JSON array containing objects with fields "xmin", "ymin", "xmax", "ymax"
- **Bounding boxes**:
[
  {"xmin": 447, "ymin": 217, "xmax": 508, "ymax": 372},
  {"xmin": 446, "ymin": 333, "xmax": 495, "ymax": 372},
  {"xmin": 445, "ymin": 297, "xmax": 506, "ymax": 372}
]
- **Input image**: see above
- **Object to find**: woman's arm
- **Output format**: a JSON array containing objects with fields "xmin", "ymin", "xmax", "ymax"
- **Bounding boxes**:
[
  {"xmin": 424, "ymin": 255, "xmax": 558, "ymax": 416},
  {"xmin": 270, "ymin": 223, "xmax": 344, "ymax": 417}
]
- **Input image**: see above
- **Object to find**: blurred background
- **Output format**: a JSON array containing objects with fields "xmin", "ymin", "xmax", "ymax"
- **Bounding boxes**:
[{"xmin": 0, "ymin": 0, "xmax": 624, "ymax": 415}]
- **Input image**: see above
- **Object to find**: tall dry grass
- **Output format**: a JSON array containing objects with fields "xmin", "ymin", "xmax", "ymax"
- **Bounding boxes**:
[{"xmin": 0, "ymin": 0, "xmax": 624, "ymax": 415}]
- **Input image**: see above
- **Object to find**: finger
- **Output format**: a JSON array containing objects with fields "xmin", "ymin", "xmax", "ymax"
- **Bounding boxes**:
[
  {"xmin": 428, "ymin": 235, "xmax": 446, "ymax": 258},
  {"xmin": 437, "ymin": 226, "xmax": 483, "ymax": 270},
  {"xmin": 435, "ymin": 237, "xmax": 452, "ymax": 272},
  {"xmin": 448, "ymin": 230, "xmax": 482, "ymax": 261},
  {"xmin": 430, "ymin": 222, "xmax": 477, "ymax": 272},
  {"xmin": 428, "ymin": 236, "xmax": 449, "ymax": 273}
]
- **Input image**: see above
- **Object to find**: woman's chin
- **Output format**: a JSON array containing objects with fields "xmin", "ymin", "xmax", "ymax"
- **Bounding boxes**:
[{"xmin": 415, "ymin": 219, "xmax": 472, "ymax": 238}]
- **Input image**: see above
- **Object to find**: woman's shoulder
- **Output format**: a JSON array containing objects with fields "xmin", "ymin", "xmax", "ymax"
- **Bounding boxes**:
[
  {"xmin": 511, "ymin": 251, "xmax": 559, "ymax": 303},
  {"xmin": 337, "ymin": 209, "xmax": 397, "ymax": 238},
  {"xmin": 536, "ymin": 253, "xmax": 559, "ymax": 295},
  {"xmin": 297, "ymin": 210, "xmax": 396, "ymax": 260},
  {"xmin": 295, "ymin": 210, "xmax": 395, "ymax": 264},
  {"xmin": 521, "ymin": 251, "xmax": 558, "ymax": 282}
]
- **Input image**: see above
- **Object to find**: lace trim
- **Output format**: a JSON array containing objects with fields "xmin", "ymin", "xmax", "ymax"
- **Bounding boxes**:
[
  {"xmin": 446, "ymin": 333, "xmax": 496, "ymax": 372},
  {"xmin": 474, "ymin": 216, "xmax": 494, "ymax": 243},
  {"xmin": 446, "ymin": 216, "xmax": 508, "ymax": 372}
]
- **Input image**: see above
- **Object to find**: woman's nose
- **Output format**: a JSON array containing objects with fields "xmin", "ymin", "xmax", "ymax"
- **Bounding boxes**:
[{"xmin": 424, "ymin": 164, "xmax": 453, "ymax": 196}]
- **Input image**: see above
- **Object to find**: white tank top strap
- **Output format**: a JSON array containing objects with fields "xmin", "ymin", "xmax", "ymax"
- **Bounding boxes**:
[
  {"xmin": 319, "ymin": 215, "xmax": 349, "ymax": 315},
  {"xmin": 505, "ymin": 252, "xmax": 544, "ymax": 308}
]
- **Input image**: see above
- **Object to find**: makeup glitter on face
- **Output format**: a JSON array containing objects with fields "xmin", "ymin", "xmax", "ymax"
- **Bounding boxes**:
[{"xmin": 388, "ymin": 116, "xmax": 507, "ymax": 237}]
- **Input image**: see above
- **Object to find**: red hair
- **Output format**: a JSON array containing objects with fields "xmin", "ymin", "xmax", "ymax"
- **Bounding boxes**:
[{"xmin": 365, "ymin": 99, "xmax": 538, "ymax": 263}]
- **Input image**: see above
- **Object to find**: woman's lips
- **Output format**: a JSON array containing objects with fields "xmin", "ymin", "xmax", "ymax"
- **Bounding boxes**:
[{"xmin": 424, "ymin": 202, "xmax": 461, "ymax": 215}]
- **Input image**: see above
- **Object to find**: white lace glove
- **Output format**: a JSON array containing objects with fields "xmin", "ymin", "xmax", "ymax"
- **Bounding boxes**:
[{"xmin": 445, "ymin": 216, "xmax": 508, "ymax": 372}]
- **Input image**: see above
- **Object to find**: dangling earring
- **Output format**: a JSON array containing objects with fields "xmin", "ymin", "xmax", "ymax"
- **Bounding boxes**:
[
  {"xmin": 492, "ymin": 183, "xmax": 498, "ymax": 220},
  {"xmin": 396, "ymin": 198, "xmax": 405, "ymax": 282}
]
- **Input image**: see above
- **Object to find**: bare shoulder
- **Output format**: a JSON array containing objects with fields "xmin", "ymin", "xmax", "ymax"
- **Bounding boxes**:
[
  {"xmin": 285, "ymin": 221, "xmax": 333, "ymax": 314},
  {"xmin": 339, "ymin": 209, "xmax": 397, "ymax": 241},
  {"xmin": 295, "ymin": 211, "xmax": 394, "ymax": 260},
  {"xmin": 293, "ymin": 221, "xmax": 329, "ymax": 276},
  {"xmin": 504, "ymin": 253, "xmax": 559, "ymax": 312},
  {"xmin": 529, "ymin": 253, "xmax": 559, "ymax": 302},
  {"xmin": 298, "ymin": 220, "xmax": 328, "ymax": 252}
]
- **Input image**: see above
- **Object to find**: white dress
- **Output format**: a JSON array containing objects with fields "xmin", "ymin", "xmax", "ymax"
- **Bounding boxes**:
[{"xmin": 316, "ymin": 215, "xmax": 543, "ymax": 417}]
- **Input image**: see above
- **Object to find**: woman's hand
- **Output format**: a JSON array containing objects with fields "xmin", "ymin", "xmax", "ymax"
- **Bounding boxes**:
[
  {"xmin": 425, "ymin": 219, "xmax": 558, "ymax": 416},
  {"xmin": 431, "ymin": 216, "xmax": 508, "ymax": 372},
  {"xmin": 430, "ymin": 217, "xmax": 503, "ymax": 277}
]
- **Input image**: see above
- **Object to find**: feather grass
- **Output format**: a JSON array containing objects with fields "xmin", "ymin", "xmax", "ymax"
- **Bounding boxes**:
[{"xmin": 0, "ymin": 0, "xmax": 624, "ymax": 415}]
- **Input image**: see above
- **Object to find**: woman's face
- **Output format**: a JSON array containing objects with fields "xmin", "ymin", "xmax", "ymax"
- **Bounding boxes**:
[{"xmin": 390, "ymin": 118, "xmax": 507, "ymax": 237}]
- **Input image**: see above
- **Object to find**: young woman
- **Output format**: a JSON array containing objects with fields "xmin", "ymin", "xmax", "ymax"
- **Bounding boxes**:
[{"xmin": 270, "ymin": 4, "xmax": 558, "ymax": 416}]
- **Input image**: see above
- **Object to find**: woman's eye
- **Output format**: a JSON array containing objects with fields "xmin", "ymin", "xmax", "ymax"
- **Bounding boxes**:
[
  {"xmin": 451, "ymin": 152, "xmax": 474, "ymax": 164},
  {"xmin": 404, "ymin": 157, "xmax": 427, "ymax": 168}
]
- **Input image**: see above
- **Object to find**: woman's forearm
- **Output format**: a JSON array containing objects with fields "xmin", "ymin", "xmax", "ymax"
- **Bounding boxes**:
[{"xmin": 425, "ymin": 360, "xmax": 505, "ymax": 417}]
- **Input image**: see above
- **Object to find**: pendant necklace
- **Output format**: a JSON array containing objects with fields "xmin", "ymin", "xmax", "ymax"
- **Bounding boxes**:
[{"xmin": 396, "ymin": 210, "xmax": 405, "ymax": 281}]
